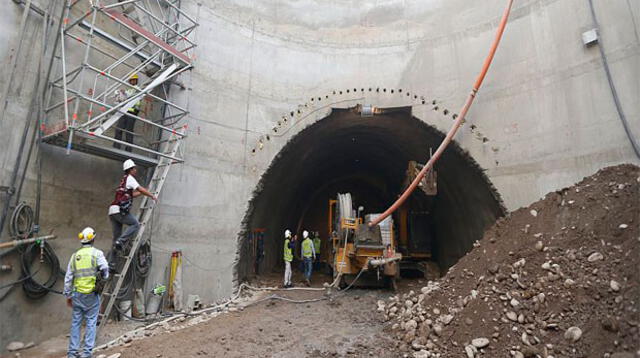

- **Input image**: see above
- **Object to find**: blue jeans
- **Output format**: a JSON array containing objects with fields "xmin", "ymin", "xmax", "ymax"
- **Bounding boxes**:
[
  {"xmin": 68, "ymin": 292, "xmax": 100, "ymax": 358},
  {"xmin": 303, "ymin": 257, "xmax": 313, "ymax": 280}
]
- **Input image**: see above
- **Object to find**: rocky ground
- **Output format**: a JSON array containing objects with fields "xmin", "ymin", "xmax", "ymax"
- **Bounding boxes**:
[{"xmin": 379, "ymin": 164, "xmax": 640, "ymax": 358}]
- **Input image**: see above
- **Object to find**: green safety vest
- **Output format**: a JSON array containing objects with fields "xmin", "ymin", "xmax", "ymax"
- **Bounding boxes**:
[
  {"xmin": 302, "ymin": 238, "xmax": 313, "ymax": 258},
  {"xmin": 313, "ymin": 238, "xmax": 321, "ymax": 255},
  {"xmin": 283, "ymin": 239, "xmax": 293, "ymax": 262},
  {"xmin": 72, "ymin": 246, "xmax": 98, "ymax": 294}
]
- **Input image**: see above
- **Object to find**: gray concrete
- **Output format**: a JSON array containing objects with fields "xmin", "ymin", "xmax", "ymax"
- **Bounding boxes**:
[{"xmin": 0, "ymin": 0, "xmax": 638, "ymax": 349}]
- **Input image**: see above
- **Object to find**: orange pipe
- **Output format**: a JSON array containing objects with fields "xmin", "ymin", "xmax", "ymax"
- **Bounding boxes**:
[{"xmin": 370, "ymin": 0, "xmax": 514, "ymax": 227}]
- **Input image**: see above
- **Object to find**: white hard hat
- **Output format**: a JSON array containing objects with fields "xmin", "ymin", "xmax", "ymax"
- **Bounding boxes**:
[
  {"xmin": 123, "ymin": 159, "xmax": 136, "ymax": 171},
  {"xmin": 284, "ymin": 229, "xmax": 291, "ymax": 238},
  {"xmin": 78, "ymin": 227, "xmax": 96, "ymax": 243},
  {"xmin": 303, "ymin": 230, "xmax": 309, "ymax": 239}
]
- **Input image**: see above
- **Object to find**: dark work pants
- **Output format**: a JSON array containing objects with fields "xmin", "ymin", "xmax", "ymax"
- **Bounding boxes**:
[{"xmin": 114, "ymin": 113, "xmax": 136, "ymax": 152}]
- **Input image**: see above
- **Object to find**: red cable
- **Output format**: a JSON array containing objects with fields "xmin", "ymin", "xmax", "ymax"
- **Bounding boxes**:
[{"xmin": 369, "ymin": 0, "xmax": 514, "ymax": 227}]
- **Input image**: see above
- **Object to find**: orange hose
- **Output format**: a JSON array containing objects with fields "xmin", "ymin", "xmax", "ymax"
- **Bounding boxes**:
[{"xmin": 369, "ymin": 0, "xmax": 514, "ymax": 227}]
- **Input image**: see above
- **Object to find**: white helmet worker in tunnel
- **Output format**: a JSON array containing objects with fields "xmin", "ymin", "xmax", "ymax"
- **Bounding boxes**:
[
  {"xmin": 283, "ymin": 229, "xmax": 295, "ymax": 288},
  {"xmin": 301, "ymin": 230, "xmax": 316, "ymax": 286}
]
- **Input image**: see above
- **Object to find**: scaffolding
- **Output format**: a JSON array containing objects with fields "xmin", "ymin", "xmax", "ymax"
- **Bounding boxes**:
[{"xmin": 42, "ymin": 0, "xmax": 198, "ymax": 167}]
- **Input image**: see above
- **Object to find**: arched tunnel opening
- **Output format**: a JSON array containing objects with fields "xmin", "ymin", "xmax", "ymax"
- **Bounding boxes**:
[{"xmin": 236, "ymin": 107, "xmax": 505, "ymax": 283}]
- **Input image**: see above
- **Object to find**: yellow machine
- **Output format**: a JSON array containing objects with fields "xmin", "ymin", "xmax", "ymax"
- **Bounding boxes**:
[{"xmin": 328, "ymin": 193, "xmax": 401, "ymax": 289}]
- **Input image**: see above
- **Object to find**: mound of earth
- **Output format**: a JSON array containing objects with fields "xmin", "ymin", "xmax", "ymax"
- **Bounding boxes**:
[{"xmin": 378, "ymin": 164, "xmax": 639, "ymax": 358}]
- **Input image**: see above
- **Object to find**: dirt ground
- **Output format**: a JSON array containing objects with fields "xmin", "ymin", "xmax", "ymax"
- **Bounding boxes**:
[{"xmin": 10, "ymin": 271, "xmax": 422, "ymax": 358}]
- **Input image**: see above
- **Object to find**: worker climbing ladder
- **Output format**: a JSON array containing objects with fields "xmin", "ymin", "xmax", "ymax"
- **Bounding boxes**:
[{"xmin": 98, "ymin": 126, "xmax": 185, "ymax": 331}]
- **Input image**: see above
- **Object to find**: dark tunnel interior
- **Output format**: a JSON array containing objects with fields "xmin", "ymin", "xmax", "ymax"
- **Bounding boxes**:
[{"xmin": 236, "ymin": 107, "xmax": 505, "ymax": 282}]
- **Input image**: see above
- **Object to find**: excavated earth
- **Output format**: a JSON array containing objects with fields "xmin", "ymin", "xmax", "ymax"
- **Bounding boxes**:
[{"xmin": 380, "ymin": 164, "xmax": 640, "ymax": 358}]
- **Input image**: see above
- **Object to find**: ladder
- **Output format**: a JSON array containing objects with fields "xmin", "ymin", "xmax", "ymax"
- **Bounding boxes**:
[{"xmin": 98, "ymin": 126, "xmax": 185, "ymax": 332}]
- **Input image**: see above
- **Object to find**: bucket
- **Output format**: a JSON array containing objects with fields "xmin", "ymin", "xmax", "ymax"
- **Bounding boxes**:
[
  {"xmin": 146, "ymin": 294, "xmax": 162, "ymax": 315},
  {"xmin": 119, "ymin": 300, "xmax": 132, "ymax": 320}
]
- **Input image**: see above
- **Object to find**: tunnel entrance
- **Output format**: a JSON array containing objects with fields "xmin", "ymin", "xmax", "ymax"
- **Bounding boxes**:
[{"xmin": 237, "ymin": 107, "xmax": 504, "ymax": 283}]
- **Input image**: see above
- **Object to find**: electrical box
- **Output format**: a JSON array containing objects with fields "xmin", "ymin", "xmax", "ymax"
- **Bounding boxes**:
[{"xmin": 582, "ymin": 28, "xmax": 599, "ymax": 46}]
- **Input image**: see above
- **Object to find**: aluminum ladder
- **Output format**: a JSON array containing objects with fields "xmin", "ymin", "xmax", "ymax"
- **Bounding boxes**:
[{"xmin": 98, "ymin": 126, "xmax": 184, "ymax": 332}]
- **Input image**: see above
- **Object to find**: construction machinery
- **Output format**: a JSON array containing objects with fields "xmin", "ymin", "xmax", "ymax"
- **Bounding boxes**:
[{"xmin": 328, "ymin": 193, "xmax": 401, "ymax": 289}]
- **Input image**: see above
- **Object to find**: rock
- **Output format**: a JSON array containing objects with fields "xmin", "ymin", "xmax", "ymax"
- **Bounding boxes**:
[
  {"xmin": 510, "ymin": 298, "xmax": 520, "ymax": 307},
  {"xmin": 564, "ymin": 278, "xmax": 575, "ymax": 288},
  {"xmin": 465, "ymin": 317, "xmax": 473, "ymax": 325},
  {"xmin": 506, "ymin": 311, "xmax": 517, "ymax": 322},
  {"xmin": 564, "ymin": 326, "xmax": 582, "ymax": 342},
  {"xmin": 618, "ymin": 224, "xmax": 628, "ymax": 229},
  {"xmin": 441, "ymin": 314, "xmax": 454, "ymax": 325},
  {"xmin": 23, "ymin": 342, "xmax": 34, "ymax": 349},
  {"xmin": 405, "ymin": 320, "xmax": 418, "ymax": 331},
  {"xmin": 433, "ymin": 324, "xmax": 443, "ymax": 336},
  {"xmin": 537, "ymin": 293, "xmax": 545, "ymax": 303},
  {"xmin": 530, "ymin": 209, "xmax": 538, "ymax": 217},
  {"xmin": 405, "ymin": 300, "xmax": 414, "ymax": 309},
  {"xmin": 471, "ymin": 337, "xmax": 490, "ymax": 348},
  {"xmin": 514, "ymin": 351, "xmax": 524, "ymax": 358},
  {"xmin": 96, "ymin": 355, "xmax": 107, "ymax": 358},
  {"xmin": 6, "ymin": 342, "xmax": 24, "ymax": 352},
  {"xmin": 534, "ymin": 241, "xmax": 544, "ymax": 251},
  {"xmin": 541, "ymin": 261, "xmax": 551, "ymax": 270},
  {"xmin": 587, "ymin": 252, "xmax": 604, "ymax": 262},
  {"xmin": 464, "ymin": 345, "xmax": 476, "ymax": 358},
  {"xmin": 610, "ymin": 280, "xmax": 621, "ymax": 292},
  {"xmin": 107, "ymin": 354, "xmax": 122, "ymax": 358},
  {"xmin": 413, "ymin": 350, "xmax": 430, "ymax": 358}
]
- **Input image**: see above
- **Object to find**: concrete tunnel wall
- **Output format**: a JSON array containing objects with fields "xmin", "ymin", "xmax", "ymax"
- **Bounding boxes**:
[{"xmin": 1, "ymin": 0, "xmax": 639, "ymax": 349}]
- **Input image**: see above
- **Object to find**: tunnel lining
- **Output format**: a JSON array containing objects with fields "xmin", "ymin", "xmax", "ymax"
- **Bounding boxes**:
[{"xmin": 235, "ymin": 107, "xmax": 506, "ymax": 285}]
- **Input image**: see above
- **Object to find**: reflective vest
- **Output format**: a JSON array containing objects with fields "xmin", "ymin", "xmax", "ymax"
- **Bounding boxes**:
[
  {"xmin": 313, "ymin": 238, "xmax": 321, "ymax": 255},
  {"xmin": 283, "ymin": 239, "xmax": 293, "ymax": 262},
  {"xmin": 302, "ymin": 238, "xmax": 313, "ymax": 258},
  {"xmin": 72, "ymin": 246, "xmax": 98, "ymax": 294},
  {"xmin": 125, "ymin": 88, "xmax": 142, "ymax": 114}
]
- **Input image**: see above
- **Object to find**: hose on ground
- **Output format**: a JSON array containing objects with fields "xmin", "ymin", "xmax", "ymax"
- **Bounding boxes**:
[{"xmin": 20, "ymin": 241, "xmax": 62, "ymax": 299}]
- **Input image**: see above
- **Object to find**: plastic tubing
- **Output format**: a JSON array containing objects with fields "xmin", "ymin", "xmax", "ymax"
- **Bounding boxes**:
[{"xmin": 370, "ymin": 0, "xmax": 514, "ymax": 227}]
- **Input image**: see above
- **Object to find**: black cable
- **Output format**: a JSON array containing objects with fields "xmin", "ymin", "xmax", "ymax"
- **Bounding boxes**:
[
  {"xmin": 134, "ymin": 241, "xmax": 152, "ymax": 278},
  {"xmin": 20, "ymin": 241, "xmax": 62, "ymax": 299},
  {"xmin": 8, "ymin": 202, "xmax": 34, "ymax": 239},
  {"xmin": 587, "ymin": 0, "xmax": 640, "ymax": 159}
]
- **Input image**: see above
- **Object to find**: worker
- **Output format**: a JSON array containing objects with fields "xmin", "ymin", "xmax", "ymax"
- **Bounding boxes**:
[
  {"xmin": 64, "ymin": 227, "xmax": 109, "ymax": 358},
  {"xmin": 283, "ymin": 229, "xmax": 295, "ymax": 288},
  {"xmin": 301, "ymin": 230, "xmax": 316, "ymax": 286},
  {"xmin": 113, "ymin": 73, "xmax": 142, "ymax": 152},
  {"xmin": 108, "ymin": 159, "xmax": 157, "ymax": 268},
  {"xmin": 312, "ymin": 231, "xmax": 321, "ymax": 270}
]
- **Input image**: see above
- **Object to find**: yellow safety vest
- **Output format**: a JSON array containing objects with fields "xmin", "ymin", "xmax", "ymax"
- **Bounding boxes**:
[
  {"xmin": 72, "ymin": 246, "xmax": 98, "ymax": 294},
  {"xmin": 283, "ymin": 239, "xmax": 293, "ymax": 262},
  {"xmin": 125, "ymin": 88, "xmax": 142, "ymax": 113},
  {"xmin": 313, "ymin": 238, "xmax": 321, "ymax": 255},
  {"xmin": 302, "ymin": 238, "xmax": 313, "ymax": 258}
]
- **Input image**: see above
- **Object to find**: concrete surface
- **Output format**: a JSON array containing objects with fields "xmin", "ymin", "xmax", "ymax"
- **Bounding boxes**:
[{"xmin": 0, "ymin": 0, "xmax": 638, "ymax": 350}]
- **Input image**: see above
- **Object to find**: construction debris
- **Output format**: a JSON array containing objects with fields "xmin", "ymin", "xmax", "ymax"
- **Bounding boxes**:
[{"xmin": 379, "ymin": 164, "xmax": 639, "ymax": 358}]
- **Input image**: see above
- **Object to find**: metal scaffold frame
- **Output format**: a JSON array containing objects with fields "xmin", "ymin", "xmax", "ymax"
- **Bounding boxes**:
[{"xmin": 42, "ymin": 0, "xmax": 198, "ymax": 165}]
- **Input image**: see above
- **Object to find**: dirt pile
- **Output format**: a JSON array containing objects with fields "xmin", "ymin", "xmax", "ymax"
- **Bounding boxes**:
[{"xmin": 379, "ymin": 164, "xmax": 640, "ymax": 358}]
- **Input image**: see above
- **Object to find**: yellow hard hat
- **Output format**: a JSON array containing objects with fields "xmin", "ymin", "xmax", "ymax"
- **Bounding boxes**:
[{"xmin": 129, "ymin": 73, "xmax": 139, "ymax": 80}]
